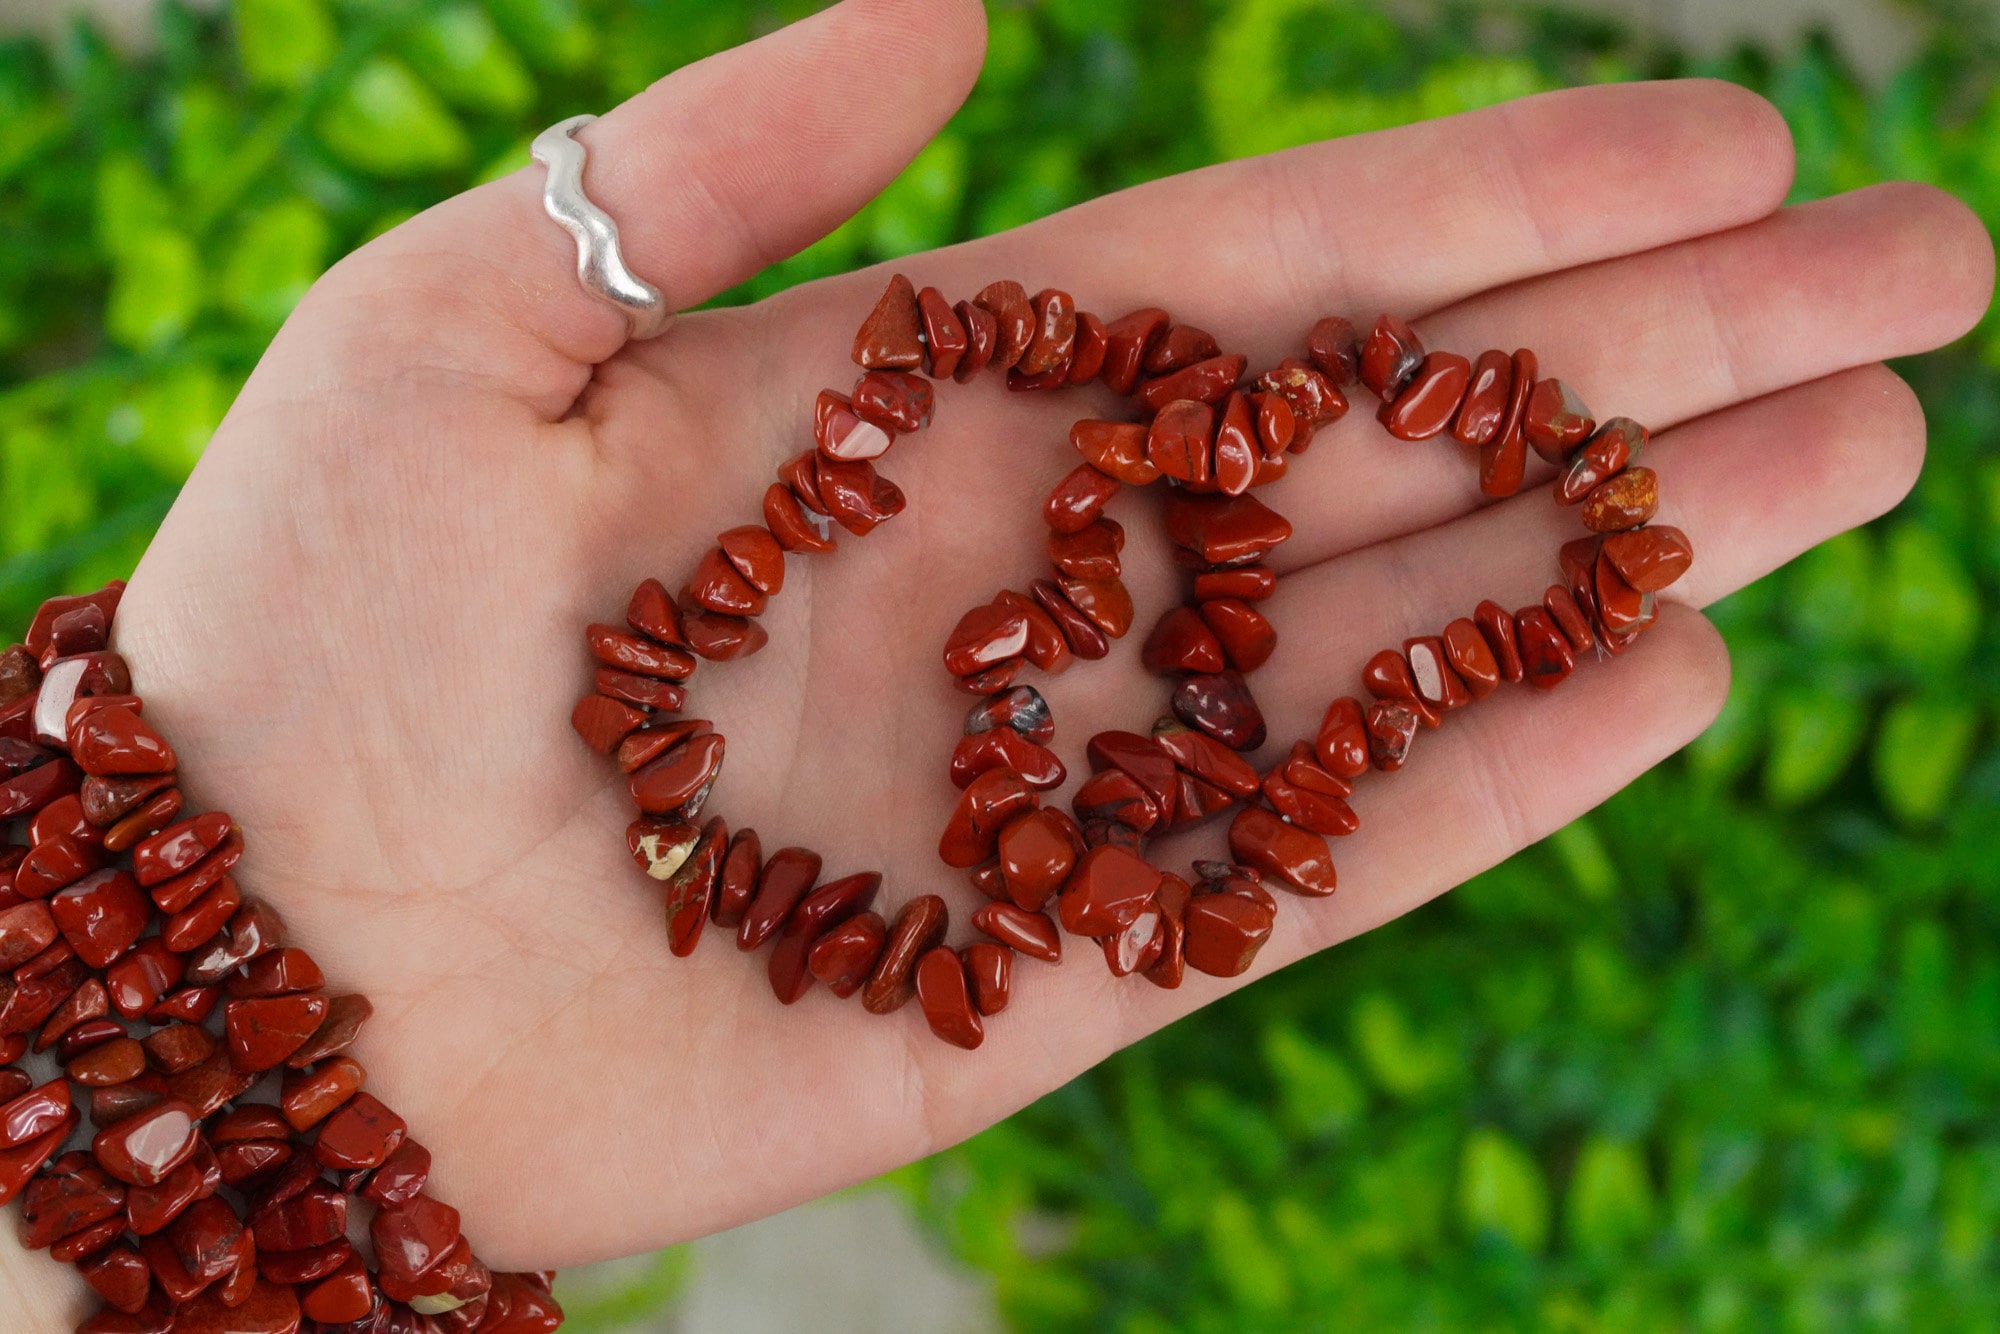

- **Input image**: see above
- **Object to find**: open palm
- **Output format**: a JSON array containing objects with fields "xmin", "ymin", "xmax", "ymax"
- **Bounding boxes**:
[{"xmin": 11, "ymin": 0, "xmax": 1991, "ymax": 1313}]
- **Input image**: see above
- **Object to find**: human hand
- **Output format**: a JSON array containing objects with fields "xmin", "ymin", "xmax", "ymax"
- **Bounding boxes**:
[{"xmin": 11, "ymin": 0, "xmax": 1992, "ymax": 1318}]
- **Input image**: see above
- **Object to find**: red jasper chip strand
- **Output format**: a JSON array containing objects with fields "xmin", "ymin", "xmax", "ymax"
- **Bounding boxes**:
[
  {"xmin": 0, "ymin": 585, "xmax": 560, "ymax": 1329},
  {"xmin": 565, "ymin": 283, "xmax": 1688, "ymax": 1074}
]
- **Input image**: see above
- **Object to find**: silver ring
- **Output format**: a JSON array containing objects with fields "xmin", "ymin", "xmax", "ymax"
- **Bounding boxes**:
[{"xmin": 531, "ymin": 114, "xmax": 670, "ymax": 341}]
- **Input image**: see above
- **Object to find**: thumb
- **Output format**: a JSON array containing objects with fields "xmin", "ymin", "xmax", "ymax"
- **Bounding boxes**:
[{"xmin": 292, "ymin": 0, "xmax": 988, "ymax": 415}]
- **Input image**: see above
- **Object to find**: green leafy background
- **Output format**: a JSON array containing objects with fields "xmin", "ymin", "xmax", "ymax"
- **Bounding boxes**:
[{"xmin": 3, "ymin": 1, "xmax": 1997, "ymax": 1328}]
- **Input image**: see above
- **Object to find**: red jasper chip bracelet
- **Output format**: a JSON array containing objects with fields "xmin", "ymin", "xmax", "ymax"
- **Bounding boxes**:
[
  {"xmin": 571, "ymin": 278, "xmax": 1694, "ymax": 1051},
  {"xmin": 0, "ymin": 592, "xmax": 562, "ymax": 1329}
]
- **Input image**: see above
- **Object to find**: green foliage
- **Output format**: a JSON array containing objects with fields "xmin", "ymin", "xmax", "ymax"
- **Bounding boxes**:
[{"xmin": 2, "ymin": 1, "xmax": 1997, "ymax": 1330}]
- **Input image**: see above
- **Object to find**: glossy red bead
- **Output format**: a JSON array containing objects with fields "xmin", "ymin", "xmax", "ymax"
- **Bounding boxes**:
[
  {"xmin": 971, "ymin": 902, "xmax": 1061, "ymax": 963},
  {"xmin": 50, "ymin": 869, "xmax": 148, "ymax": 968},
  {"xmin": 1601, "ymin": 524, "xmax": 1694, "ymax": 592},
  {"xmin": 1380, "ymin": 351, "xmax": 1471, "ymax": 440},
  {"xmin": 852, "ymin": 273, "xmax": 924, "ymax": 370},
  {"xmin": 914, "ymin": 947, "xmax": 983, "ymax": 1050},
  {"xmin": 69, "ymin": 706, "xmax": 175, "ymax": 777},
  {"xmin": 861, "ymin": 894, "xmax": 949, "ymax": 1016},
  {"xmin": 225, "ymin": 993, "xmax": 327, "ymax": 1072},
  {"xmin": 769, "ymin": 872, "xmax": 879, "ymax": 1005},
  {"xmin": 1058, "ymin": 845, "xmax": 1161, "ymax": 937},
  {"xmin": 806, "ymin": 911, "xmax": 887, "ymax": 999},
  {"xmin": 1182, "ymin": 893, "xmax": 1275, "ymax": 978},
  {"xmin": 92, "ymin": 1098, "xmax": 199, "ymax": 1186},
  {"xmin": 737, "ymin": 846, "xmax": 821, "ymax": 951},
  {"xmin": 315, "ymin": 1091, "xmax": 407, "ymax": 1171}
]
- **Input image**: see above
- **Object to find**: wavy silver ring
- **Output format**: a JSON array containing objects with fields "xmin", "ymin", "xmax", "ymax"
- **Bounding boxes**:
[{"xmin": 531, "ymin": 113, "xmax": 671, "ymax": 341}]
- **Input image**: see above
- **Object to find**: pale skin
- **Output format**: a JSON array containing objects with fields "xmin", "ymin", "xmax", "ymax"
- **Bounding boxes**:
[{"xmin": 4, "ymin": 0, "xmax": 1995, "ymax": 1323}]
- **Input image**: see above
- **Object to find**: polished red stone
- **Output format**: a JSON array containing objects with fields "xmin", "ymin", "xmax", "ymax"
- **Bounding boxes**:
[
  {"xmin": 1255, "ymin": 360, "xmax": 1347, "ymax": 446},
  {"xmin": 770, "ymin": 872, "xmax": 880, "ymax": 1004},
  {"xmin": 479, "ymin": 1272, "xmax": 566, "ymax": 1333},
  {"xmin": 222, "ymin": 946, "xmax": 321, "ymax": 1001},
  {"xmin": 1254, "ymin": 390, "xmax": 1297, "ymax": 457},
  {"xmin": 1473, "ymin": 599, "xmax": 1524, "ymax": 682},
  {"xmin": 280, "ymin": 1056, "xmax": 365, "ymax": 1132},
  {"xmin": 224, "ymin": 993, "xmax": 327, "ymax": 1072},
  {"xmin": 971, "ymin": 902, "xmax": 1061, "ymax": 963},
  {"xmin": 362, "ymin": 1136, "xmax": 432, "ymax": 1208},
  {"xmin": 1073, "ymin": 768, "xmax": 1161, "ymax": 836},
  {"xmin": 1210, "ymin": 392, "xmax": 1259, "ymax": 497},
  {"xmin": 1140, "ymin": 354, "xmax": 1246, "ymax": 412},
  {"xmin": 145, "ymin": 829, "xmax": 242, "ymax": 914},
  {"xmin": 1141, "ymin": 606, "xmax": 1225, "ymax": 676},
  {"xmin": 586, "ymin": 624, "xmax": 694, "ymax": 681},
  {"xmin": 1019, "ymin": 288, "xmax": 1078, "ymax": 376},
  {"xmin": 92, "ymin": 1098, "xmax": 198, "ymax": 1186},
  {"xmin": 1602, "ymin": 523, "xmax": 1693, "ymax": 591},
  {"xmin": 963, "ymin": 943, "xmax": 1012, "ymax": 1016},
  {"xmin": 917, "ymin": 286, "xmax": 966, "ymax": 380},
  {"xmin": 851, "ymin": 370, "xmax": 934, "ymax": 435},
  {"xmin": 256, "ymin": 1237, "xmax": 350, "ymax": 1284},
  {"xmin": 1305, "ymin": 315, "xmax": 1360, "ymax": 383},
  {"xmin": 1056, "ymin": 574, "xmax": 1133, "ymax": 640},
  {"xmin": 1044, "ymin": 463, "xmax": 1122, "ymax": 536},
  {"xmin": 0, "ymin": 756, "xmax": 81, "ymax": 820},
  {"xmin": 952, "ymin": 299, "xmax": 998, "ymax": 382},
  {"xmin": 852, "ymin": 273, "xmax": 924, "ymax": 370},
  {"xmin": 664, "ymin": 816, "xmax": 725, "ymax": 958},
  {"xmin": 1058, "ymin": 844, "xmax": 1161, "ymax": 937},
  {"xmin": 1167, "ymin": 496, "xmax": 1289, "ymax": 575},
  {"xmin": 34, "ymin": 972, "xmax": 107, "ymax": 1051},
  {"xmin": 1048, "ymin": 518, "xmax": 1124, "ymax": 583},
  {"xmin": 1146, "ymin": 323, "xmax": 1220, "ymax": 374},
  {"xmin": 1478, "ymin": 348, "xmax": 1536, "ymax": 497},
  {"xmin": 18, "ymin": 1150, "xmax": 123, "ymax": 1249},
  {"xmin": 1545, "ymin": 584, "xmax": 1596, "ymax": 654},
  {"xmin": 0, "ymin": 1118, "xmax": 73, "ymax": 1208},
  {"xmin": 685, "ymin": 546, "xmax": 768, "ymax": 618},
  {"xmin": 0, "ymin": 1080, "xmax": 70, "ymax": 1152},
  {"xmin": 1362, "ymin": 649, "xmax": 1441, "ymax": 729},
  {"xmin": 314, "ymin": 1091, "xmax": 407, "ymax": 1171},
  {"xmin": 628, "ymin": 732, "xmax": 724, "ymax": 817},
  {"xmin": 1594, "ymin": 552, "xmax": 1656, "ymax": 636},
  {"xmin": 252, "ymin": 1180, "xmax": 347, "ymax": 1252},
  {"xmin": 994, "ymin": 589, "xmax": 1074, "ymax": 675},
  {"xmin": 1381, "ymin": 351, "xmax": 1471, "ymax": 440},
  {"xmin": 1198, "ymin": 598, "xmax": 1275, "ymax": 672},
  {"xmin": 164, "ymin": 1194, "xmax": 243, "ymax": 1284},
  {"xmin": 167, "ymin": 1052, "xmax": 257, "ymax": 1117},
  {"xmin": 1439, "ymin": 617, "xmax": 1501, "ymax": 700},
  {"xmin": 1359, "ymin": 314, "xmax": 1424, "ymax": 398},
  {"xmin": 1523, "ymin": 377, "xmax": 1596, "ymax": 462},
  {"xmin": 78, "ymin": 772, "xmax": 173, "ymax": 828},
  {"xmin": 975, "ymin": 279, "xmax": 1035, "ymax": 368},
  {"xmin": 624, "ymin": 576, "xmax": 687, "ymax": 647},
  {"xmin": 862, "ymin": 894, "xmax": 949, "ymax": 1016},
  {"xmin": 737, "ymin": 846, "xmax": 821, "ymax": 951},
  {"xmin": 996, "ymin": 809, "xmax": 1077, "ymax": 912},
  {"xmin": 0, "ymin": 900, "xmax": 56, "ymax": 968},
  {"xmin": 1404, "ymin": 636, "xmax": 1470, "ymax": 713},
  {"xmin": 146, "ymin": 986, "xmax": 220, "ymax": 1030},
  {"xmin": 1142, "ymin": 874, "xmax": 1190, "ymax": 990},
  {"xmin": 102, "ymin": 787, "xmax": 184, "ymax": 854},
  {"xmin": 1229, "ymin": 806, "xmax": 1337, "ymax": 897},
  {"xmin": 1146, "ymin": 399, "xmax": 1216, "ymax": 488},
  {"xmin": 915, "ymin": 947, "xmax": 983, "ymax": 1050},
  {"xmin": 944, "ymin": 604, "xmax": 1031, "ymax": 679},
  {"xmin": 679, "ymin": 605, "xmax": 770, "ymax": 661},
  {"xmin": 806, "ymin": 911, "xmax": 887, "ymax": 999},
  {"xmin": 1183, "ymin": 892, "xmax": 1275, "ymax": 977},
  {"xmin": 1311, "ymin": 696, "xmax": 1370, "ymax": 779},
  {"xmin": 712, "ymin": 827, "xmax": 762, "ymax": 929},
  {"xmin": 939, "ymin": 767, "xmax": 1037, "ymax": 869},
  {"xmin": 285, "ymin": 992, "xmax": 370, "ymax": 1070},
  {"xmin": 1167, "ymin": 669, "xmax": 1264, "ymax": 751},
  {"xmin": 69, "ymin": 705, "xmax": 175, "ymax": 777},
  {"xmin": 79, "ymin": 1244, "xmax": 151, "ymax": 1315},
  {"xmin": 1453, "ymin": 349, "xmax": 1513, "ymax": 445},
  {"xmin": 814, "ymin": 389, "xmax": 891, "ymax": 465},
  {"xmin": 814, "ymin": 454, "xmax": 906, "ymax": 536},
  {"xmin": 1366, "ymin": 700, "xmax": 1421, "ymax": 771},
  {"xmin": 1085, "ymin": 731, "xmax": 1178, "ymax": 825},
  {"xmin": 764, "ymin": 482, "xmax": 837, "ymax": 554},
  {"xmin": 1154, "ymin": 725, "xmax": 1260, "ymax": 800},
  {"xmin": 1515, "ymin": 606, "xmax": 1576, "ymax": 689},
  {"xmin": 568, "ymin": 694, "xmax": 646, "ymax": 756},
  {"xmin": 1029, "ymin": 579, "xmax": 1109, "ymax": 661},
  {"xmin": 141, "ymin": 1022, "xmax": 214, "ymax": 1074},
  {"xmin": 1557, "ymin": 417, "xmax": 1644, "ymax": 504},
  {"xmin": 1099, "ymin": 307, "xmax": 1168, "ymax": 394},
  {"xmin": 950, "ymin": 726, "xmax": 1065, "ymax": 792},
  {"xmin": 1262, "ymin": 769, "xmax": 1358, "ymax": 837},
  {"xmin": 372, "ymin": 1194, "xmax": 464, "ymax": 1293},
  {"xmin": 49, "ymin": 868, "xmax": 148, "ymax": 968},
  {"xmin": 616, "ymin": 718, "xmax": 708, "ymax": 776},
  {"xmin": 13, "ymin": 832, "xmax": 103, "ymax": 899},
  {"xmin": 68, "ymin": 1037, "xmax": 145, "ymax": 1086},
  {"xmin": 1069, "ymin": 310, "xmax": 1108, "ymax": 384}
]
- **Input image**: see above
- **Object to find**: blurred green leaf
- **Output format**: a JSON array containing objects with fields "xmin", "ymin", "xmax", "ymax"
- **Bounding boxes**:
[
  {"xmin": 402, "ymin": 4, "xmax": 536, "ymax": 117},
  {"xmin": 1871, "ymin": 521, "xmax": 1982, "ymax": 676},
  {"xmin": 1566, "ymin": 1137, "xmax": 1658, "ymax": 1258},
  {"xmin": 1873, "ymin": 693, "xmax": 1982, "ymax": 824},
  {"xmin": 1459, "ymin": 1127, "xmax": 1550, "ymax": 1253},
  {"xmin": 105, "ymin": 229, "xmax": 203, "ymax": 351},
  {"xmin": 315, "ymin": 56, "xmax": 471, "ymax": 176},
  {"xmin": 235, "ymin": 0, "xmax": 339, "ymax": 91},
  {"xmin": 1762, "ymin": 682, "xmax": 1869, "ymax": 806},
  {"xmin": 220, "ymin": 198, "xmax": 332, "ymax": 327}
]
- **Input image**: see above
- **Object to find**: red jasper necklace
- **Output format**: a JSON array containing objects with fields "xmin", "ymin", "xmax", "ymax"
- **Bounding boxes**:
[{"xmin": 569, "ymin": 278, "xmax": 1694, "ymax": 1050}]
